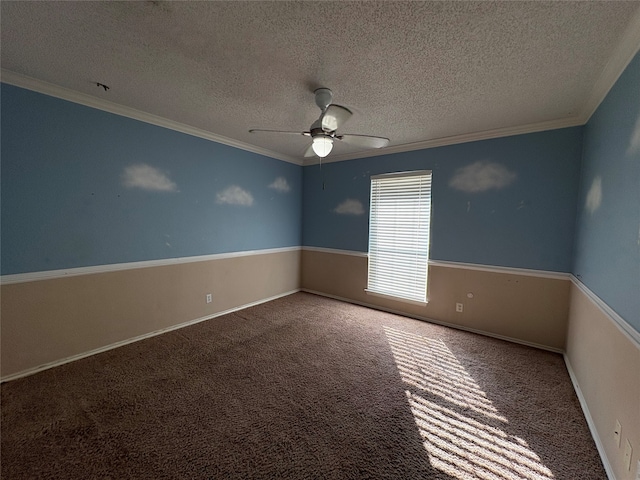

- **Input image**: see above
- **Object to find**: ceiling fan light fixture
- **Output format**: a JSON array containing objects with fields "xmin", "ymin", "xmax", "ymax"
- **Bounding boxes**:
[
  {"xmin": 312, "ymin": 136, "xmax": 333, "ymax": 157},
  {"xmin": 250, "ymin": 87, "xmax": 387, "ymax": 158}
]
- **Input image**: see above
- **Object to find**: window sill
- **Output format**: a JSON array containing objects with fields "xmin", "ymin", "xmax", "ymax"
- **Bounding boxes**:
[{"xmin": 364, "ymin": 289, "xmax": 428, "ymax": 307}]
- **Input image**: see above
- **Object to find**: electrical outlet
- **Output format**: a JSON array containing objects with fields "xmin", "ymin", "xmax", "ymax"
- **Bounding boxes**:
[
  {"xmin": 623, "ymin": 439, "xmax": 633, "ymax": 471},
  {"xmin": 206, "ymin": 293, "xmax": 212, "ymax": 304},
  {"xmin": 614, "ymin": 420, "xmax": 622, "ymax": 447},
  {"xmin": 456, "ymin": 303, "xmax": 463, "ymax": 313}
]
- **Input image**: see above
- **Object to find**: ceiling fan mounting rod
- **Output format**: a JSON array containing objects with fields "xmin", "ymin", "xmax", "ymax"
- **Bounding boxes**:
[
  {"xmin": 314, "ymin": 87, "xmax": 333, "ymax": 111},
  {"xmin": 249, "ymin": 85, "xmax": 388, "ymax": 159}
]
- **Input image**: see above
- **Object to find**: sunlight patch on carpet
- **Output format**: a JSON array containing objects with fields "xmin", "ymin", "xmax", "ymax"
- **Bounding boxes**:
[{"xmin": 384, "ymin": 326, "xmax": 555, "ymax": 480}]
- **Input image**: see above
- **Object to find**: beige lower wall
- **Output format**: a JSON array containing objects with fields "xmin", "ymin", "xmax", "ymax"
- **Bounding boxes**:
[
  {"xmin": 301, "ymin": 249, "xmax": 570, "ymax": 350},
  {"xmin": 303, "ymin": 248, "xmax": 640, "ymax": 476},
  {"xmin": 566, "ymin": 283, "xmax": 640, "ymax": 480},
  {"xmin": 1, "ymin": 249, "xmax": 301, "ymax": 379},
  {"xmin": 4, "ymin": 245, "xmax": 638, "ymax": 477}
]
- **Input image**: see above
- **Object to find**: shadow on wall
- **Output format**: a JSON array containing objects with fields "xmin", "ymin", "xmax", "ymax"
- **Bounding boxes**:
[{"xmin": 384, "ymin": 326, "xmax": 605, "ymax": 479}]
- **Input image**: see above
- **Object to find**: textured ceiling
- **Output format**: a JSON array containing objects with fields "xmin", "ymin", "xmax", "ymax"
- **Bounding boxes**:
[{"xmin": 2, "ymin": 1, "xmax": 640, "ymax": 164}]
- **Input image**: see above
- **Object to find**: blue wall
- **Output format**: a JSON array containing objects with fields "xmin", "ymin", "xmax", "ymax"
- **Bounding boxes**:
[
  {"xmin": 303, "ymin": 128, "xmax": 583, "ymax": 272},
  {"xmin": 3, "ymin": 60, "xmax": 638, "ymax": 334},
  {"xmin": 573, "ymin": 52, "xmax": 640, "ymax": 332},
  {"xmin": 1, "ymin": 84, "xmax": 302, "ymax": 275}
]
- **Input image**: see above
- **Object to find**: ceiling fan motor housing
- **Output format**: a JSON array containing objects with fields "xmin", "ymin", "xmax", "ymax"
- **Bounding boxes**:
[
  {"xmin": 310, "ymin": 126, "xmax": 333, "ymax": 139},
  {"xmin": 250, "ymin": 86, "xmax": 389, "ymax": 158}
]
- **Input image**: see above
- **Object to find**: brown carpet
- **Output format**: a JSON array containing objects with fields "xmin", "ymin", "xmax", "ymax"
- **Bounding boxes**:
[{"xmin": 1, "ymin": 292, "xmax": 605, "ymax": 479}]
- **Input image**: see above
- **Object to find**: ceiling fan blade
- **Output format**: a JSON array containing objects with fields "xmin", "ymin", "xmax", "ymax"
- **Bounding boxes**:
[
  {"xmin": 320, "ymin": 105, "xmax": 352, "ymax": 131},
  {"xmin": 304, "ymin": 143, "xmax": 316, "ymax": 157},
  {"xmin": 249, "ymin": 129, "xmax": 310, "ymax": 136},
  {"xmin": 337, "ymin": 134, "xmax": 390, "ymax": 149}
]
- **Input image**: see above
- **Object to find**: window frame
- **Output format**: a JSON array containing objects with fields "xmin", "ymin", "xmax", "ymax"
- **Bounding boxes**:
[{"xmin": 365, "ymin": 170, "xmax": 432, "ymax": 305}]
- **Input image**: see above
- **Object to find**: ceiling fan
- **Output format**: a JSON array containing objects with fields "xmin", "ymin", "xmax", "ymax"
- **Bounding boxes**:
[{"xmin": 249, "ymin": 88, "xmax": 390, "ymax": 158}]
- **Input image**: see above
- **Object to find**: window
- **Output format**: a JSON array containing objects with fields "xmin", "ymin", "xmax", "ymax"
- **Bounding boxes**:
[{"xmin": 366, "ymin": 170, "xmax": 432, "ymax": 304}]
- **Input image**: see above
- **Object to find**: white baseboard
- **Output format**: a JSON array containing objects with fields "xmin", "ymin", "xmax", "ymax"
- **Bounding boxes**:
[
  {"xmin": 0, "ymin": 289, "xmax": 300, "ymax": 383},
  {"xmin": 302, "ymin": 288, "xmax": 616, "ymax": 478},
  {"xmin": 563, "ymin": 354, "xmax": 616, "ymax": 480},
  {"xmin": 301, "ymin": 288, "xmax": 564, "ymax": 354}
]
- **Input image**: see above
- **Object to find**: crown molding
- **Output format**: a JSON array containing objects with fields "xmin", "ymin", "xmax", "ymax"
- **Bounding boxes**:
[
  {"xmin": 2, "ymin": 68, "xmax": 582, "ymax": 167},
  {"xmin": 304, "ymin": 6, "xmax": 640, "ymax": 167},
  {"xmin": 0, "ymin": 70, "xmax": 303, "ymax": 166},
  {"xmin": 6, "ymin": 3, "xmax": 640, "ymax": 171},
  {"xmin": 303, "ymin": 116, "xmax": 584, "ymax": 166},
  {"xmin": 578, "ymin": 5, "xmax": 640, "ymax": 123}
]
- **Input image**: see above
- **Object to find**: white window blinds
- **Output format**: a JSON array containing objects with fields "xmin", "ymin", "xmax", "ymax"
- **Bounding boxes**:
[{"xmin": 367, "ymin": 171, "xmax": 432, "ymax": 304}]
